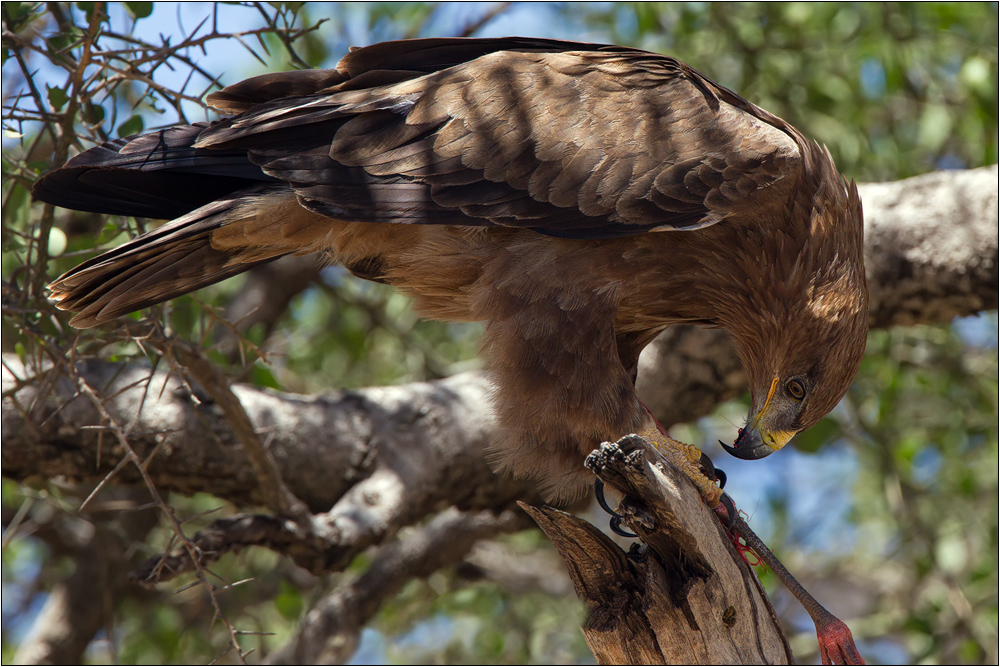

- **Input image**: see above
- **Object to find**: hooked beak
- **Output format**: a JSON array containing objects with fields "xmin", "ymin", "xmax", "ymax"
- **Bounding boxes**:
[{"xmin": 720, "ymin": 378, "xmax": 796, "ymax": 460}]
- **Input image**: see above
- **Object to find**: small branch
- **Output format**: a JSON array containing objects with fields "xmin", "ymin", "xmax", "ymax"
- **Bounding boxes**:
[
  {"xmin": 3, "ymin": 16, "xmax": 59, "ymax": 147},
  {"xmin": 266, "ymin": 508, "xmax": 526, "ymax": 665},
  {"xmin": 250, "ymin": 2, "xmax": 325, "ymax": 69},
  {"xmin": 130, "ymin": 513, "xmax": 323, "ymax": 584},
  {"xmin": 170, "ymin": 340, "xmax": 309, "ymax": 521},
  {"xmin": 459, "ymin": 2, "xmax": 513, "ymax": 37}
]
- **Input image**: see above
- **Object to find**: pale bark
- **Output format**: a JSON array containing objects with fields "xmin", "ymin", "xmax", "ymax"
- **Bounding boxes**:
[{"xmin": 2, "ymin": 358, "xmax": 538, "ymax": 573}]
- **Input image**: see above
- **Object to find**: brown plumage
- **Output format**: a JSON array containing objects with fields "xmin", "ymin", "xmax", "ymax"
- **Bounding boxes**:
[{"xmin": 34, "ymin": 38, "xmax": 868, "ymax": 500}]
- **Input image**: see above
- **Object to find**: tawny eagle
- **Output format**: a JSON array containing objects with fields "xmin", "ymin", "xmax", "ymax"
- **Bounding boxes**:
[{"xmin": 34, "ymin": 37, "xmax": 868, "ymax": 501}]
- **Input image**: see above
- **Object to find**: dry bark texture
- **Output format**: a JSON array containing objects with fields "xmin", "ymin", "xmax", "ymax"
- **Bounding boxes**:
[
  {"xmin": 2, "ymin": 167, "xmax": 997, "ymax": 664},
  {"xmin": 861, "ymin": 166, "xmax": 999, "ymax": 328},
  {"xmin": 524, "ymin": 436, "xmax": 793, "ymax": 665}
]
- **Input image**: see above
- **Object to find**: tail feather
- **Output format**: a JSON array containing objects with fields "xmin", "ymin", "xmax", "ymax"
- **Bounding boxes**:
[{"xmin": 48, "ymin": 185, "xmax": 290, "ymax": 327}]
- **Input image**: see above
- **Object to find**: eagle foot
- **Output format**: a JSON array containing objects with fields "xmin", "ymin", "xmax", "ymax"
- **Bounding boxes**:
[
  {"xmin": 591, "ymin": 439, "xmax": 727, "ymax": 539},
  {"xmin": 592, "ymin": 478, "xmax": 639, "ymax": 538},
  {"xmin": 638, "ymin": 426, "xmax": 724, "ymax": 507}
]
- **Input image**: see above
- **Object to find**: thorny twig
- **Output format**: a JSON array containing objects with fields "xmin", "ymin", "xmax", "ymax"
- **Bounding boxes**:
[{"xmin": 2, "ymin": 5, "xmax": 327, "ymax": 661}]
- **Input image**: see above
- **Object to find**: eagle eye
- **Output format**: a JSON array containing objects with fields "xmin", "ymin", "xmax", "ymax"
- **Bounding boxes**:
[{"xmin": 786, "ymin": 378, "xmax": 807, "ymax": 400}]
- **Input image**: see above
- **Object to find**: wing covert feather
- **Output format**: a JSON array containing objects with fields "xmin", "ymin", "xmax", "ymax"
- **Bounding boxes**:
[{"xmin": 191, "ymin": 41, "xmax": 805, "ymax": 238}]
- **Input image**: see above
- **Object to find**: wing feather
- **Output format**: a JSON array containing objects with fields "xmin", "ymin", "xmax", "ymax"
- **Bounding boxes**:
[{"xmin": 36, "ymin": 38, "xmax": 804, "ymax": 241}]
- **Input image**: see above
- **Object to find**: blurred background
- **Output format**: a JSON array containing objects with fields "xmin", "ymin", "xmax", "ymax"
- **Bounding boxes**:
[{"xmin": 2, "ymin": 2, "xmax": 997, "ymax": 664}]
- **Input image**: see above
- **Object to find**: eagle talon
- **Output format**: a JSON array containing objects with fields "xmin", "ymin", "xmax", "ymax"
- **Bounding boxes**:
[
  {"xmin": 699, "ymin": 451, "xmax": 726, "ymax": 489},
  {"xmin": 594, "ymin": 479, "xmax": 639, "ymax": 538},
  {"xmin": 593, "ymin": 478, "xmax": 620, "ymax": 518},
  {"xmin": 609, "ymin": 516, "xmax": 638, "ymax": 539}
]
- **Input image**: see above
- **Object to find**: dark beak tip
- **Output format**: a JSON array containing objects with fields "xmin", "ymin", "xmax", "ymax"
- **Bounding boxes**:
[
  {"xmin": 745, "ymin": 446, "xmax": 775, "ymax": 460},
  {"xmin": 720, "ymin": 437, "xmax": 773, "ymax": 461},
  {"xmin": 719, "ymin": 440, "xmax": 737, "ymax": 456}
]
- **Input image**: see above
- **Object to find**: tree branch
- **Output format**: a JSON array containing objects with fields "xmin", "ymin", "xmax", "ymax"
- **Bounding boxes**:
[
  {"xmin": 861, "ymin": 166, "xmax": 998, "ymax": 328},
  {"xmin": 266, "ymin": 508, "xmax": 527, "ymax": 664},
  {"xmin": 3, "ymin": 357, "xmax": 540, "ymax": 583},
  {"xmin": 523, "ymin": 436, "xmax": 792, "ymax": 664}
]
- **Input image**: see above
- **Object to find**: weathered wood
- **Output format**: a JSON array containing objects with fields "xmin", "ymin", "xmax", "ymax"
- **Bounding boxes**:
[
  {"xmin": 523, "ymin": 435, "xmax": 793, "ymax": 665},
  {"xmin": 519, "ymin": 504, "xmax": 665, "ymax": 663}
]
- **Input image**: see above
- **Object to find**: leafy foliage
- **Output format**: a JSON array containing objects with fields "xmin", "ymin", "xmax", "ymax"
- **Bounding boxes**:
[{"xmin": 587, "ymin": 2, "xmax": 999, "ymax": 181}]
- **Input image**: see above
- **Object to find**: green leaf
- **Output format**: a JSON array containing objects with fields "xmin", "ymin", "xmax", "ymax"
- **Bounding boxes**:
[
  {"xmin": 3, "ymin": 2, "xmax": 45, "ymax": 33},
  {"xmin": 117, "ymin": 114, "xmax": 144, "ymax": 138},
  {"xmin": 82, "ymin": 102, "xmax": 105, "ymax": 124},
  {"xmin": 46, "ymin": 85, "xmax": 69, "ymax": 111},
  {"xmin": 274, "ymin": 581, "xmax": 304, "ymax": 620},
  {"xmin": 124, "ymin": 1, "xmax": 153, "ymax": 19},
  {"xmin": 250, "ymin": 364, "xmax": 280, "ymax": 390},
  {"xmin": 2, "ymin": 183, "xmax": 31, "ymax": 230},
  {"xmin": 75, "ymin": 2, "xmax": 109, "ymax": 25}
]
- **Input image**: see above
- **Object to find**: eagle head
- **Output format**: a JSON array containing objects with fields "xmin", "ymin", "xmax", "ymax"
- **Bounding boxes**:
[{"xmin": 723, "ymin": 166, "xmax": 867, "ymax": 460}]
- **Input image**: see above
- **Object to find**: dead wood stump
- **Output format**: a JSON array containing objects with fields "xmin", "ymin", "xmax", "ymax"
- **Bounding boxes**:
[{"xmin": 521, "ymin": 434, "xmax": 793, "ymax": 665}]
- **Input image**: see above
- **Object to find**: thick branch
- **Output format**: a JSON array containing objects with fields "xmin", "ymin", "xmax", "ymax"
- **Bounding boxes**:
[
  {"xmin": 2, "ymin": 359, "xmax": 526, "ymax": 511},
  {"xmin": 861, "ymin": 165, "xmax": 998, "ymax": 328},
  {"xmin": 3, "ymin": 357, "xmax": 538, "ymax": 580}
]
